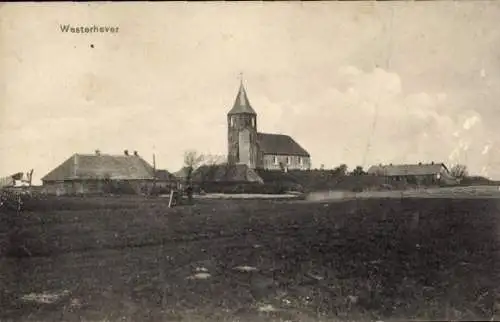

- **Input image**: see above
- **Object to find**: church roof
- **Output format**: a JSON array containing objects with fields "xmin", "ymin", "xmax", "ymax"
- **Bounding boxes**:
[
  {"xmin": 257, "ymin": 133, "xmax": 310, "ymax": 157},
  {"xmin": 227, "ymin": 83, "xmax": 257, "ymax": 115},
  {"xmin": 41, "ymin": 153, "xmax": 156, "ymax": 182}
]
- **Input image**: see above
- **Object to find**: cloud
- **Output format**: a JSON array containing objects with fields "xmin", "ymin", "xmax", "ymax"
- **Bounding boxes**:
[
  {"xmin": 482, "ymin": 144, "xmax": 490, "ymax": 155},
  {"xmin": 463, "ymin": 114, "xmax": 481, "ymax": 130},
  {"xmin": 263, "ymin": 66, "xmax": 491, "ymax": 172}
]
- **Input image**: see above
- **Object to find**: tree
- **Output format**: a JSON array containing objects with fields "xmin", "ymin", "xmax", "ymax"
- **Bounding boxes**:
[
  {"xmin": 183, "ymin": 150, "xmax": 205, "ymax": 184},
  {"xmin": 449, "ymin": 164, "xmax": 468, "ymax": 180},
  {"xmin": 351, "ymin": 166, "xmax": 365, "ymax": 176},
  {"xmin": 333, "ymin": 164, "xmax": 348, "ymax": 176},
  {"xmin": 183, "ymin": 150, "xmax": 226, "ymax": 184},
  {"xmin": 203, "ymin": 154, "xmax": 226, "ymax": 166}
]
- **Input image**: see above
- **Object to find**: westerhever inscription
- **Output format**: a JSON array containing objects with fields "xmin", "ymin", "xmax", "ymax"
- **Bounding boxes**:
[{"xmin": 60, "ymin": 24, "xmax": 119, "ymax": 33}]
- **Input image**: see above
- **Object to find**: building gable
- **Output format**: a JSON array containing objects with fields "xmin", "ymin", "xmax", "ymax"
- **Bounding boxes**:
[{"xmin": 41, "ymin": 154, "xmax": 77, "ymax": 182}]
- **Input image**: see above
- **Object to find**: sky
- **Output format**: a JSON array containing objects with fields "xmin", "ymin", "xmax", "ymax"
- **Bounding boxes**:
[{"xmin": 1, "ymin": 1, "xmax": 500, "ymax": 184}]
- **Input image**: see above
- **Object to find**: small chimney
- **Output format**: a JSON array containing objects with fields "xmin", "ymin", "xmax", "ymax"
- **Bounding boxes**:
[
  {"xmin": 95, "ymin": 149, "xmax": 101, "ymax": 155},
  {"xmin": 124, "ymin": 150, "xmax": 129, "ymax": 156},
  {"xmin": 133, "ymin": 151, "xmax": 138, "ymax": 156},
  {"xmin": 418, "ymin": 162, "xmax": 422, "ymax": 165},
  {"xmin": 431, "ymin": 161, "xmax": 434, "ymax": 165}
]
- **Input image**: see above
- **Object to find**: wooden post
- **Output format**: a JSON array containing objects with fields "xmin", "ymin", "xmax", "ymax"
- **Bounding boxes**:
[
  {"xmin": 152, "ymin": 154, "xmax": 156, "ymax": 197},
  {"xmin": 168, "ymin": 190, "xmax": 175, "ymax": 208},
  {"xmin": 177, "ymin": 189, "xmax": 183, "ymax": 205},
  {"xmin": 28, "ymin": 169, "xmax": 34, "ymax": 187}
]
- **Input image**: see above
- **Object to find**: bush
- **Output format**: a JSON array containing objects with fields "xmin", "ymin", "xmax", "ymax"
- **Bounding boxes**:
[
  {"xmin": 198, "ymin": 182, "xmax": 289, "ymax": 194},
  {"xmin": 149, "ymin": 185, "xmax": 174, "ymax": 196}
]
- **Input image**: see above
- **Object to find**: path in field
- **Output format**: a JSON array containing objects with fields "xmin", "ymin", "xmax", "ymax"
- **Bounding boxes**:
[{"xmin": 304, "ymin": 185, "xmax": 500, "ymax": 203}]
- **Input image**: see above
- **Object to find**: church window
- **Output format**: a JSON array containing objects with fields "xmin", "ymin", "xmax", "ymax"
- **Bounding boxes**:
[
  {"xmin": 252, "ymin": 117, "xmax": 255, "ymax": 128},
  {"xmin": 230, "ymin": 116, "xmax": 235, "ymax": 127}
]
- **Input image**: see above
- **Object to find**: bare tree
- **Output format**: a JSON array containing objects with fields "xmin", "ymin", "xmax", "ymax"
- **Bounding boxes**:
[
  {"xmin": 183, "ymin": 150, "xmax": 205, "ymax": 183},
  {"xmin": 449, "ymin": 164, "xmax": 468, "ymax": 179},
  {"xmin": 203, "ymin": 154, "xmax": 226, "ymax": 166},
  {"xmin": 183, "ymin": 150, "xmax": 226, "ymax": 183}
]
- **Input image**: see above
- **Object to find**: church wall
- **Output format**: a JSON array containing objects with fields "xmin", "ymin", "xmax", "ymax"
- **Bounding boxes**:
[
  {"xmin": 239, "ymin": 129, "xmax": 251, "ymax": 166},
  {"xmin": 261, "ymin": 154, "xmax": 311, "ymax": 170},
  {"xmin": 227, "ymin": 114, "xmax": 258, "ymax": 166},
  {"xmin": 227, "ymin": 128, "xmax": 239, "ymax": 164}
]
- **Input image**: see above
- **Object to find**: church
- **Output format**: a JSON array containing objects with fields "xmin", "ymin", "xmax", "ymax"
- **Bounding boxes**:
[{"xmin": 227, "ymin": 81, "xmax": 311, "ymax": 171}]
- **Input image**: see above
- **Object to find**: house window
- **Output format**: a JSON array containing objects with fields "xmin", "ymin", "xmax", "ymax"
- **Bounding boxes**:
[
  {"xmin": 286, "ymin": 156, "xmax": 291, "ymax": 165},
  {"xmin": 299, "ymin": 157, "xmax": 303, "ymax": 166},
  {"xmin": 273, "ymin": 156, "xmax": 278, "ymax": 165}
]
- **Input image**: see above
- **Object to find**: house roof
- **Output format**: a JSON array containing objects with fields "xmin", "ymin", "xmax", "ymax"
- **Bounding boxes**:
[
  {"xmin": 257, "ymin": 132, "xmax": 310, "ymax": 157},
  {"xmin": 0, "ymin": 172, "xmax": 31, "ymax": 189},
  {"xmin": 227, "ymin": 83, "xmax": 257, "ymax": 115},
  {"xmin": 155, "ymin": 169, "xmax": 177, "ymax": 181},
  {"xmin": 192, "ymin": 164, "xmax": 263, "ymax": 183},
  {"xmin": 0, "ymin": 175, "xmax": 15, "ymax": 189},
  {"xmin": 173, "ymin": 166, "xmax": 191, "ymax": 179},
  {"xmin": 41, "ymin": 153, "xmax": 156, "ymax": 181},
  {"xmin": 366, "ymin": 163, "xmax": 449, "ymax": 176}
]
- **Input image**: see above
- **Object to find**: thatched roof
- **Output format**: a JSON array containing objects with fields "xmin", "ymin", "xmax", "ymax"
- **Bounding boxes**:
[
  {"xmin": 173, "ymin": 166, "xmax": 191, "ymax": 179},
  {"xmin": 41, "ymin": 153, "xmax": 156, "ymax": 182},
  {"xmin": 366, "ymin": 163, "xmax": 449, "ymax": 176},
  {"xmin": 155, "ymin": 169, "xmax": 177, "ymax": 181}
]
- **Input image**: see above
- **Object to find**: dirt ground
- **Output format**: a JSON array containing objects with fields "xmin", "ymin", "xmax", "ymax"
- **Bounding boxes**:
[{"xmin": 0, "ymin": 196, "xmax": 498, "ymax": 321}]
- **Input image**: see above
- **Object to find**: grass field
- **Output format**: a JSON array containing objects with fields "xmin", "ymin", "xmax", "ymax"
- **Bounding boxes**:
[{"xmin": 0, "ymin": 194, "xmax": 498, "ymax": 321}]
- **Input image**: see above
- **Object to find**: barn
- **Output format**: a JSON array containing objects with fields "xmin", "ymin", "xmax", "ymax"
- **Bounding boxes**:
[
  {"xmin": 41, "ymin": 150, "xmax": 175, "ymax": 195},
  {"xmin": 366, "ymin": 162, "xmax": 456, "ymax": 186}
]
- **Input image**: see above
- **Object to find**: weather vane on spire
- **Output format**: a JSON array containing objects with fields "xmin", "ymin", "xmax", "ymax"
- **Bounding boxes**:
[{"xmin": 239, "ymin": 72, "xmax": 243, "ymax": 85}]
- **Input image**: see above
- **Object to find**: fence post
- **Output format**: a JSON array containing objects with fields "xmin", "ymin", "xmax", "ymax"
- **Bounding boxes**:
[{"xmin": 168, "ymin": 190, "xmax": 175, "ymax": 208}]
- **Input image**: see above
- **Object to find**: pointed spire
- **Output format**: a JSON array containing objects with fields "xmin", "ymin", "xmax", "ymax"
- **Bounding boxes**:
[{"xmin": 228, "ymin": 74, "xmax": 257, "ymax": 115}]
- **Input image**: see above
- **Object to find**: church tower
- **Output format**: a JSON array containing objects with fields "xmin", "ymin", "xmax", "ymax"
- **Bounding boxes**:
[{"xmin": 227, "ymin": 79, "xmax": 258, "ymax": 168}]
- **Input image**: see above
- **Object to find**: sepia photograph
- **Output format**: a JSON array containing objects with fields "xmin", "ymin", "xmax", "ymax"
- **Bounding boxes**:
[{"xmin": 0, "ymin": 1, "xmax": 499, "ymax": 321}]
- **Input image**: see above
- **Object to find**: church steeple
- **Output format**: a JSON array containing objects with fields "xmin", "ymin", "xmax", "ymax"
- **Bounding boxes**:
[
  {"xmin": 227, "ymin": 75, "xmax": 257, "ymax": 115},
  {"xmin": 227, "ymin": 76, "xmax": 258, "ymax": 168}
]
